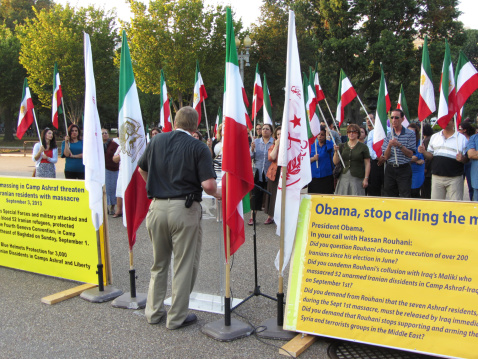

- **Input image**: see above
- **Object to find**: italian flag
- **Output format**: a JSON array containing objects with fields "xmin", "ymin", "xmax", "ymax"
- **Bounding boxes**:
[
  {"xmin": 251, "ymin": 63, "xmax": 263, "ymax": 122},
  {"xmin": 193, "ymin": 60, "xmax": 207, "ymax": 126},
  {"xmin": 397, "ymin": 84, "xmax": 410, "ymax": 128},
  {"xmin": 263, "ymin": 73, "xmax": 273, "ymax": 126},
  {"xmin": 455, "ymin": 51, "xmax": 478, "ymax": 125},
  {"xmin": 336, "ymin": 69, "xmax": 357, "ymax": 127},
  {"xmin": 274, "ymin": 10, "xmax": 311, "ymax": 273},
  {"xmin": 17, "ymin": 78, "xmax": 34, "ymax": 140},
  {"xmin": 222, "ymin": 8, "xmax": 254, "ymax": 257},
  {"xmin": 159, "ymin": 69, "xmax": 172, "ymax": 132},
  {"xmin": 214, "ymin": 106, "xmax": 222, "ymax": 139},
  {"xmin": 418, "ymin": 36, "xmax": 436, "ymax": 121},
  {"xmin": 51, "ymin": 62, "xmax": 63, "ymax": 129},
  {"xmin": 118, "ymin": 30, "xmax": 150, "ymax": 249},
  {"xmin": 437, "ymin": 39, "xmax": 457, "ymax": 129},
  {"xmin": 372, "ymin": 65, "xmax": 389, "ymax": 158},
  {"xmin": 314, "ymin": 67, "xmax": 325, "ymax": 102}
]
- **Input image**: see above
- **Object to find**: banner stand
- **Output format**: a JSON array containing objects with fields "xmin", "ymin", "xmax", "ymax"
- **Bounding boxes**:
[{"xmin": 112, "ymin": 252, "xmax": 147, "ymax": 309}]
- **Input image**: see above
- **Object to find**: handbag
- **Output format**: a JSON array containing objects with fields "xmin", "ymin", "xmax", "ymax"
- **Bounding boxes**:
[{"xmin": 332, "ymin": 161, "xmax": 342, "ymax": 179}]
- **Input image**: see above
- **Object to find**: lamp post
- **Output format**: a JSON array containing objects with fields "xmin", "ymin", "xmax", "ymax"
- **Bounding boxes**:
[{"xmin": 235, "ymin": 35, "xmax": 251, "ymax": 81}]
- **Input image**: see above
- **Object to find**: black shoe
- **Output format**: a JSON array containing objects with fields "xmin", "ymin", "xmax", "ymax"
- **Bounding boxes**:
[{"xmin": 169, "ymin": 313, "xmax": 197, "ymax": 330}]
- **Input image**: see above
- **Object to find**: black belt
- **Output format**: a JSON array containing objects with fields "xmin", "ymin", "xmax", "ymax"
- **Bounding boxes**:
[
  {"xmin": 154, "ymin": 196, "xmax": 186, "ymax": 200},
  {"xmin": 388, "ymin": 162, "xmax": 410, "ymax": 168}
]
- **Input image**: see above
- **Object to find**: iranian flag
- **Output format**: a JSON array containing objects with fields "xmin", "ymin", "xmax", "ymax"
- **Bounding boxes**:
[
  {"xmin": 455, "ymin": 51, "xmax": 478, "ymax": 125},
  {"xmin": 314, "ymin": 67, "xmax": 325, "ymax": 102},
  {"xmin": 251, "ymin": 64, "xmax": 263, "ymax": 121},
  {"xmin": 263, "ymin": 73, "xmax": 273, "ymax": 126},
  {"xmin": 305, "ymin": 71, "xmax": 320, "ymax": 145},
  {"xmin": 159, "ymin": 69, "xmax": 172, "ymax": 132},
  {"xmin": 214, "ymin": 106, "xmax": 222, "ymax": 138},
  {"xmin": 17, "ymin": 78, "xmax": 34, "ymax": 140},
  {"xmin": 51, "ymin": 62, "xmax": 63, "ymax": 129},
  {"xmin": 372, "ymin": 65, "xmax": 389, "ymax": 158},
  {"xmin": 437, "ymin": 40, "xmax": 457, "ymax": 129},
  {"xmin": 222, "ymin": 7, "xmax": 255, "ymax": 257},
  {"xmin": 418, "ymin": 36, "xmax": 436, "ymax": 121},
  {"xmin": 118, "ymin": 31, "xmax": 150, "ymax": 249},
  {"xmin": 336, "ymin": 69, "xmax": 357, "ymax": 127},
  {"xmin": 83, "ymin": 33, "xmax": 105, "ymax": 230},
  {"xmin": 274, "ymin": 10, "xmax": 311, "ymax": 273},
  {"xmin": 193, "ymin": 60, "xmax": 207, "ymax": 126},
  {"xmin": 397, "ymin": 84, "xmax": 410, "ymax": 128}
]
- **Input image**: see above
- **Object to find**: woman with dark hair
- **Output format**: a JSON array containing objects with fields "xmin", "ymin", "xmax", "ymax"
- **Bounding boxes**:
[
  {"xmin": 264, "ymin": 126, "xmax": 281, "ymax": 223},
  {"xmin": 358, "ymin": 126, "xmax": 367, "ymax": 143},
  {"xmin": 61, "ymin": 124, "xmax": 85, "ymax": 179},
  {"xmin": 333, "ymin": 124, "xmax": 370, "ymax": 195},
  {"xmin": 421, "ymin": 123, "xmax": 434, "ymax": 199},
  {"xmin": 32, "ymin": 128, "xmax": 58, "ymax": 178},
  {"xmin": 309, "ymin": 126, "xmax": 335, "ymax": 194},
  {"xmin": 459, "ymin": 121, "xmax": 475, "ymax": 200},
  {"xmin": 192, "ymin": 131, "xmax": 203, "ymax": 141},
  {"xmin": 249, "ymin": 123, "xmax": 274, "ymax": 225},
  {"xmin": 150, "ymin": 127, "xmax": 161, "ymax": 139},
  {"xmin": 408, "ymin": 123, "xmax": 425, "ymax": 198}
]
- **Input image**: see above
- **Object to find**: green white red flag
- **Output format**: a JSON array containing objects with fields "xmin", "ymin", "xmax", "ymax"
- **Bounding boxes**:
[
  {"xmin": 314, "ymin": 68, "xmax": 325, "ymax": 102},
  {"xmin": 455, "ymin": 51, "xmax": 478, "ymax": 125},
  {"xmin": 437, "ymin": 39, "xmax": 457, "ymax": 129},
  {"xmin": 418, "ymin": 36, "xmax": 436, "ymax": 121},
  {"xmin": 214, "ymin": 106, "xmax": 222, "ymax": 139},
  {"xmin": 193, "ymin": 60, "xmax": 208, "ymax": 126},
  {"xmin": 17, "ymin": 78, "xmax": 34, "ymax": 140},
  {"xmin": 83, "ymin": 32, "xmax": 105, "ymax": 230},
  {"xmin": 222, "ymin": 8, "xmax": 255, "ymax": 257},
  {"xmin": 118, "ymin": 31, "xmax": 150, "ymax": 250},
  {"xmin": 397, "ymin": 84, "xmax": 410, "ymax": 128},
  {"xmin": 51, "ymin": 62, "xmax": 63, "ymax": 129},
  {"xmin": 372, "ymin": 65, "xmax": 389, "ymax": 158},
  {"xmin": 263, "ymin": 73, "xmax": 273, "ymax": 126},
  {"xmin": 251, "ymin": 64, "xmax": 263, "ymax": 121},
  {"xmin": 274, "ymin": 10, "xmax": 311, "ymax": 273},
  {"xmin": 304, "ymin": 71, "xmax": 320, "ymax": 145},
  {"xmin": 159, "ymin": 69, "xmax": 172, "ymax": 132},
  {"xmin": 336, "ymin": 69, "xmax": 357, "ymax": 127}
]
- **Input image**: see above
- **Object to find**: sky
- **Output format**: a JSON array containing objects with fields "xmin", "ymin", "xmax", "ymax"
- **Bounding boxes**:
[{"xmin": 58, "ymin": 0, "xmax": 477, "ymax": 30}]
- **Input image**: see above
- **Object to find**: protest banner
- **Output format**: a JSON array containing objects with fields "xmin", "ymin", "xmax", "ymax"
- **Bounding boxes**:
[{"xmin": 286, "ymin": 195, "xmax": 478, "ymax": 358}]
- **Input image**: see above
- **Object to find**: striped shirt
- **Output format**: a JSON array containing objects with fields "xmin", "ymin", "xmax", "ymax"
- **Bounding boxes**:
[{"xmin": 382, "ymin": 126, "xmax": 416, "ymax": 165}]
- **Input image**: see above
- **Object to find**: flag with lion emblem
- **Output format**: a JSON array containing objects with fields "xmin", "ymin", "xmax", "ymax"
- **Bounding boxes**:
[{"xmin": 118, "ymin": 31, "xmax": 150, "ymax": 249}]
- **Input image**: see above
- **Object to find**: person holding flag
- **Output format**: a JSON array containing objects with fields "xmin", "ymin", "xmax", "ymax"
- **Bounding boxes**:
[
  {"xmin": 138, "ymin": 106, "xmax": 220, "ymax": 330},
  {"xmin": 32, "ymin": 128, "xmax": 58, "ymax": 178}
]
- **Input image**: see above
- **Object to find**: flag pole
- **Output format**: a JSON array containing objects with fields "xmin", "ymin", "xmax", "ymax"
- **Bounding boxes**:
[
  {"xmin": 32, "ymin": 109, "xmax": 42, "ymax": 143},
  {"xmin": 61, "ymin": 102, "xmax": 69, "ymax": 135},
  {"xmin": 202, "ymin": 101, "xmax": 211, "ymax": 140},
  {"xmin": 314, "ymin": 141, "xmax": 318, "ymax": 168},
  {"xmin": 420, "ymin": 120, "xmax": 423, "ymax": 146},
  {"xmin": 225, "ymin": 173, "xmax": 231, "ymax": 326},
  {"xmin": 357, "ymin": 95, "xmax": 374, "ymax": 128},
  {"xmin": 454, "ymin": 115, "xmax": 459, "ymax": 154},
  {"xmin": 317, "ymin": 103, "xmax": 345, "ymax": 168}
]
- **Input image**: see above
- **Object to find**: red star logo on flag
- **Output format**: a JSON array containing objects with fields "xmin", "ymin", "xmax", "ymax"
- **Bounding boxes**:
[{"xmin": 291, "ymin": 114, "xmax": 301, "ymax": 128}]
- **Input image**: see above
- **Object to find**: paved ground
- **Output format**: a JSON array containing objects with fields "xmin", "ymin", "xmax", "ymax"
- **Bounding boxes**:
[{"xmin": 0, "ymin": 153, "xmax": 334, "ymax": 359}]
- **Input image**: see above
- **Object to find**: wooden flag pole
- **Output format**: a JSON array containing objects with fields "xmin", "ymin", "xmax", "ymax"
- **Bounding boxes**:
[
  {"xmin": 357, "ymin": 95, "xmax": 374, "ymax": 129},
  {"xmin": 314, "ymin": 141, "xmax": 318, "ymax": 168},
  {"xmin": 202, "ymin": 101, "xmax": 211, "ymax": 141},
  {"xmin": 61, "ymin": 102, "xmax": 69, "ymax": 135},
  {"xmin": 277, "ymin": 165, "xmax": 287, "ymax": 326},
  {"xmin": 32, "ymin": 109, "xmax": 42, "ymax": 143},
  {"xmin": 420, "ymin": 120, "xmax": 424, "ymax": 146},
  {"xmin": 317, "ymin": 103, "xmax": 345, "ymax": 168}
]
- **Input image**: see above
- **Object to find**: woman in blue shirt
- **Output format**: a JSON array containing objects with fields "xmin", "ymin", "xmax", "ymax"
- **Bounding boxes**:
[
  {"xmin": 408, "ymin": 123, "xmax": 425, "ymax": 198},
  {"xmin": 309, "ymin": 126, "xmax": 335, "ymax": 194},
  {"xmin": 61, "ymin": 124, "xmax": 85, "ymax": 179}
]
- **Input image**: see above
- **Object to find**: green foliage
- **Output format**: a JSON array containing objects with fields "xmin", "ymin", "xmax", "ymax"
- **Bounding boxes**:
[
  {"xmin": 0, "ymin": 0, "xmax": 53, "ymax": 30},
  {"xmin": 123, "ymin": 0, "xmax": 236, "ymax": 127},
  {"xmin": 16, "ymin": 4, "xmax": 119, "ymax": 126}
]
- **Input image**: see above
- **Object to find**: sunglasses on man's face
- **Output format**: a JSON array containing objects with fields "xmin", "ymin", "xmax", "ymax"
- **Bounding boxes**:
[{"xmin": 390, "ymin": 116, "xmax": 401, "ymax": 120}]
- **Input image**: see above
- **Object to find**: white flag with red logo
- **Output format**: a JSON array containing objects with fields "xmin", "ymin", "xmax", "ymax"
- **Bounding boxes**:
[{"xmin": 274, "ymin": 10, "xmax": 311, "ymax": 273}]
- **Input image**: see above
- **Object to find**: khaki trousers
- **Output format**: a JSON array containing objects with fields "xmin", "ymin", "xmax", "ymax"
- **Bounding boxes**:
[
  {"xmin": 145, "ymin": 198, "xmax": 202, "ymax": 329},
  {"xmin": 431, "ymin": 175, "xmax": 464, "ymax": 201}
]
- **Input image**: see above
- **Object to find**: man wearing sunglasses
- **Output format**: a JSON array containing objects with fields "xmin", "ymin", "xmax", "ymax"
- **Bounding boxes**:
[{"xmin": 381, "ymin": 109, "xmax": 416, "ymax": 197}]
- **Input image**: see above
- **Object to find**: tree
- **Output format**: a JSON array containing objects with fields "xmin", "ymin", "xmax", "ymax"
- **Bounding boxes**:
[
  {"xmin": 0, "ymin": 25, "xmax": 27, "ymax": 141},
  {"xmin": 16, "ymin": 4, "xmax": 119, "ymax": 127},
  {"xmin": 124, "ymin": 0, "xmax": 237, "ymax": 126},
  {"xmin": 0, "ymin": 0, "xmax": 52, "ymax": 30}
]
